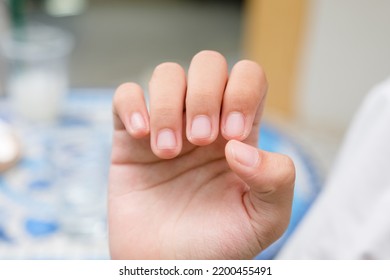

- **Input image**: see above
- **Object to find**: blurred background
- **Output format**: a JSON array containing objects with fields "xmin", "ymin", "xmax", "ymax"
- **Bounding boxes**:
[
  {"xmin": 1, "ymin": 0, "xmax": 389, "ymax": 170},
  {"xmin": 1, "ymin": 0, "xmax": 390, "ymax": 259}
]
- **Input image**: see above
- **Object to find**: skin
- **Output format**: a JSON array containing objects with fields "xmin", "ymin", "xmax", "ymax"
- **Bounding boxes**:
[{"xmin": 109, "ymin": 50, "xmax": 295, "ymax": 259}]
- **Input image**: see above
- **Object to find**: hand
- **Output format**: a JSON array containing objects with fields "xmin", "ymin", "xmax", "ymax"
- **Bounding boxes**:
[{"xmin": 108, "ymin": 50, "xmax": 295, "ymax": 259}]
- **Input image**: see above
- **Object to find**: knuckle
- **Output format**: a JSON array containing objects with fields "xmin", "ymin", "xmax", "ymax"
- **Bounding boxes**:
[
  {"xmin": 115, "ymin": 82, "xmax": 130, "ymax": 94},
  {"xmin": 153, "ymin": 62, "xmax": 184, "ymax": 76},
  {"xmin": 194, "ymin": 50, "xmax": 226, "ymax": 62},
  {"xmin": 277, "ymin": 155, "xmax": 296, "ymax": 188},
  {"xmin": 228, "ymin": 60, "xmax": 268, "ymax": 103},
  {"xmin": 150, "ymin": 63, "xmax": 186, "ymax": 90},
  {"xmin": 236, "ymin": 59, "xmax": 264, "ymax": 75},
  {"xmin": 114, "ymin": 82, "xmax": 140, "ymax": 104},
  {"xmin": 235, "ymin": 59, "xmax": 258, "ymax": 69},
  {"xmin": 234, "ymin": 60, "xmax": 268, "ymax": 87}
]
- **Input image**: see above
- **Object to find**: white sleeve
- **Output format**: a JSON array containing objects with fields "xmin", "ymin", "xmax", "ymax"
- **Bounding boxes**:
[{"xmin": 277, "ymin": 77, "xmax": 390, "ymax": 259}]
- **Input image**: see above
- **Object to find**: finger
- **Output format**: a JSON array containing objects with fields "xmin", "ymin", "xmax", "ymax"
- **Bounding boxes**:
[
  {"xmin": 113, "ymin": 82, "xmax": 149, "ymax": 138},
  {"xmin": 225, "ymin": 140, "xmax": 295, "ymax": 248},
  {"xmin": 186, "ymin": 50, "xmax": 228, "ymax": 145},
  {"xmin": 221, "ymin": 60, "xmax": 267, "ymax": 141},
  {"xmin": 149, "ymin": 62, "xmax": 186, "ymax": 159}
]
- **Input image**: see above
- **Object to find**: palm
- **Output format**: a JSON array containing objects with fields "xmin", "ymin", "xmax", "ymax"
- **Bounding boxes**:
[{"xmin": 109, "ymin": 123, "xmax": 262, "ymax": 259}]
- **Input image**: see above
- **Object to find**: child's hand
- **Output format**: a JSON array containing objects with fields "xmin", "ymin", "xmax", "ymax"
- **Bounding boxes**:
[{"xmin": 109, "ymin": 50, "xmax": 295, "ymax": 259}]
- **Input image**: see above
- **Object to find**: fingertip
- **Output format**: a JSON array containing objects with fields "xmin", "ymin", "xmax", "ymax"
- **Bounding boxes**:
[
  {"xmin": 225, "ymin": 140, "xmax": 260, "ymax": 170},
  {"xmin": 226, "ymin": 140, "xmax": 296, "ymax": 190},
  {"xmin": 113, "ymin": 82, "xmax": 149, "ymax": 134},
  {"xmin": 227, "ymin": 140, "xmax": 295, "ymax": 208}
]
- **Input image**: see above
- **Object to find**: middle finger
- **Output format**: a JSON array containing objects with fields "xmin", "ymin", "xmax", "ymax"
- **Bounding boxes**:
[{"xmin": 186, "ymin": 50, "xmax": 228, "ymax": 146}]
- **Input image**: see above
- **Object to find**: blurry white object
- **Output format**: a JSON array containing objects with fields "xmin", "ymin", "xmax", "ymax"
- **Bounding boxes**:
[
  {"xmin": 0, "ymin": 120, "xmax": 20, "ymax": 172},
  {"xmin": 8, "ymin": 70, "xmax": 67, "ymax": 122},
  {"xmin": 0, "ymin": 24, "xmax": 73, "ymax": 122},
  {"xmin": 45, "ymin": 0, "xmax": 88, "ymax": 17},
  {"xmin": 278, "ymin": 77, "xmax": 390, "ymax": 259}
]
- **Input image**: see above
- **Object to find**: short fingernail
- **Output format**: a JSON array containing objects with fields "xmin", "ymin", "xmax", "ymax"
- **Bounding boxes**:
[
  {"xmin": 130, "ymin": 112, "xmax": 146, "ymax": 132},
  {"xmin": 191, "ymin": 115, "xmax": 212, "ymax": 139},
  {"xmin": 157, "ymin": 128, "xmax": 177, "ymax": 149},
  {"xmin": 225, "ymin": 112, "xmax": 245, "ymax": 138},
  {"xmin": 231, "ymin": 141, "xmax": 259, "ymax": 167}
]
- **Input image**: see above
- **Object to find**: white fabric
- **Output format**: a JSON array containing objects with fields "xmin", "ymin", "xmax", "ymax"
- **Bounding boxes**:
[{"xmin": 278, "ymin": 77, "xmax": 390, "ymax": 259}]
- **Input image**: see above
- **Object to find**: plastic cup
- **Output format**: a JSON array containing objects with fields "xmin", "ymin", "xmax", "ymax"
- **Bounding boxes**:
[{"xmin": 1, "ymin": 24, "xmax": 73, "ymax": 122}]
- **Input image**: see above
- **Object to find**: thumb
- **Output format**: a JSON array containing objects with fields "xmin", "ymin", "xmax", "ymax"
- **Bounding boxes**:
[{"xmin": 225, "ymin": 140, "xmax": 295, "ymax": 248}]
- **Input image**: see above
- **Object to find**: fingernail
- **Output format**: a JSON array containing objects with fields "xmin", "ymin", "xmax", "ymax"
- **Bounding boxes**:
[
  {"xmin": 130, "ymin": 112, "xmax": 146, "ymax": 132},
  {"xmin": 157, "ymin": 128, "xmax": 177, "ymax": 149},
  {"xmin": 191, "ymin": 115, "xmax": 212, "ymax": 139},
  {"xmin": 231, "ymin": 141, "xmax": 259, "ymax": 167},
  {"xmin": 225, "ymin": 112, "xmax": 245, "ymax": 138}
]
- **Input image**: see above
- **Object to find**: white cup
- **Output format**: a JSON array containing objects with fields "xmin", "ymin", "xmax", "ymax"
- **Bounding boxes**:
[{"xmin": 1, "ymin": 24, "xmax": 73, "ymax": 122}]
